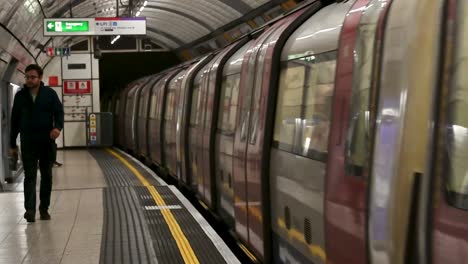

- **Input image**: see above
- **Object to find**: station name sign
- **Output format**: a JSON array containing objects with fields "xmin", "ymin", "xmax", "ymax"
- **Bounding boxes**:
[{"xmin": 43, "ymin": 17, "xmax": 146, "ymax": 36}]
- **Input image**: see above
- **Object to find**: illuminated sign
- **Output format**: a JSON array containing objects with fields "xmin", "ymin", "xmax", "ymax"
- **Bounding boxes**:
[
  {"xmin": 43, "ymin": 17, "xmax": 146, "ymax": 36},
  {"xmin": 46, "ymin": 21, "xmax": 89, "ymax": 33}
]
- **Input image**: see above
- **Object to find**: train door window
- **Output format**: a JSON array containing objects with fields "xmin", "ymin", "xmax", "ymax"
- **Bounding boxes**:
[
  {"xmin": 149, "ymin": 90, "xmax": 158, "ymax": 119},
  {"xmin": 249, "ymin": 46, "xmax": 267, "ymax": 145},
  {"xmin": 273, "ymin": 51, "xmax": 337, "ymax": 161},
  {"xmin": 240, "ymin": 53, "xmax": 258, "ymax": 142},
  {"xmin": 229, "ymin": 74, "xmax": 241, "ymax": 133},
  {"xmin": 156, "ymin": 85, "xmax": 164, "ymax": 119},
  {"xmin": 138, "ymin": 90, "xmax": 146, "ymax": 118},
  {"xmin": 165, "ymin": 88, "xmax": 175, "ymax": 121},
  {"xmin": 218, "ymin": 73, "xmax": 241, "ymax": 134},
  {"xmin": 302, "ymin": 51, "xmax": 336, "ymax": 161},
  {"xmin": 445, "ymin": 2, "xmax": 468, "ymax": 210},
  {"xmin": 344, "ymin": 6, "xmax": 383, "ymax": 178},
  {"xmin": 273, "ymin": 61, "xmax": 306, "ymax": 153},
  {"xmin": 201, "ymin": 74, "xmax": 211, "ymax": 130},
  {"xmin": 190, "ymin": 75, "xmax": 202, "ymax": 126},
  {"xmin": 218, "ymin": 76, "xmax": 230, "ymax": 131}
]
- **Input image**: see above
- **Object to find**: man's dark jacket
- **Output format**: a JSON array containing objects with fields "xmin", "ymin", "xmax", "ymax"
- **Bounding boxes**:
[{"xmin": 10, "ymin": 82, "xmax": 64, "ymax": 148}]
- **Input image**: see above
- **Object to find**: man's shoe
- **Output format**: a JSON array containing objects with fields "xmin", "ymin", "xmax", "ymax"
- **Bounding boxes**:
[
  {"xmin": 39, "ymin": 209, "xmax": 51, "ymax": 220},
  {"xmin": 53, "ymin": 161, "xmax": 62, "ymax": 167},
  {"xmin": 24, "ymin": 210, "xmax": 35, "ymax": 223}
]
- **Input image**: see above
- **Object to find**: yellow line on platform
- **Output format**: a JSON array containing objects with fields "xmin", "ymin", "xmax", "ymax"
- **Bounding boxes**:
[{"xmin": 106, "ymin": 149, "xmax": 200, "ymax": 264}]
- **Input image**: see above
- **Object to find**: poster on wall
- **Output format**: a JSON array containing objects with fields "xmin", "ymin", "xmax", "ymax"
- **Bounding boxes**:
[
  {"xmin": 63, "ymin": 95, "xmax": 92, "ymax": 122},
  {"xmin": 64, "ymin": 80, "xmax": 91, "ymax": 94}
]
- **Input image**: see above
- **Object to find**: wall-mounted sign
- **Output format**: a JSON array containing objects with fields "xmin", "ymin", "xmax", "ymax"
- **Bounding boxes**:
[
  {"xmin": 43, "ymin": 17, "xmax": 146, "ymax": 36},
  {"xmin": 46, "ymin": 47, "xmax": 71, "ymax": 57},
  {"xmin": 64, "ymin": 80, "xmax": 91, "ymax": 94},
  {"xmin": 49, "ymin": 76, "xmax": 59, "ymax": 86},
  {"xmin": 89, "ymin": 114, "xmax": 97, "ymax": 145}
]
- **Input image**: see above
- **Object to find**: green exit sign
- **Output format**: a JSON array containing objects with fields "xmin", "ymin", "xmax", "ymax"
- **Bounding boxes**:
[{"xmin": 46, "ymin": 21, "xmax": 89, "ymax": 33}]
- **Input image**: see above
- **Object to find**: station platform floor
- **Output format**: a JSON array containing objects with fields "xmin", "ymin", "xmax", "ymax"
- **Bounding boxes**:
[{"xmin": 0, "ymin": 148, "xmax": 240, "ymax": 264}]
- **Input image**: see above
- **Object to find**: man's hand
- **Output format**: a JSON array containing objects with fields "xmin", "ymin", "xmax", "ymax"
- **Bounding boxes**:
[{"xmin": 50, "ymin": 128, "xmax": 61, "ymax": 140}]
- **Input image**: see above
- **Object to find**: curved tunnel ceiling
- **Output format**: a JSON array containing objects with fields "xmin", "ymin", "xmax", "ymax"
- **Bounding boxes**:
[{"xmin": 0, "ymin": 0, "xmax": 273, "ymax": 50}]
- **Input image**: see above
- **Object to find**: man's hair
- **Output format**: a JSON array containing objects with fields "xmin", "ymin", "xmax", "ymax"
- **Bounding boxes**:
[{"xmin": 25, "ymin": 64, "xmax": 43, "ymax": 76}]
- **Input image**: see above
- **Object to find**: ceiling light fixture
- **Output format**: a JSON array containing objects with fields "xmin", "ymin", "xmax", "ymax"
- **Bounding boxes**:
[{"xmin": 111, "ymin": 35, "xmax": 121, "ymax": 45}]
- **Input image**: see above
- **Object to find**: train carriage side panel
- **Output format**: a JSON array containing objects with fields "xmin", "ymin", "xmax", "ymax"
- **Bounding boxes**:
[
  {"xmin": 177, "ymin": 55, "xmax": 214, "ymax": 186},
  {"xmin": 164, "ymin": 69, "xmax": 188, "ymax": 177},
  {"xmin": 148, "ymin": 70, "xmax": 181, "ymax": 167},
  {"xmin": 137, "ymin": 75, "xmax": 163, "ymax": 158},
  {"xmin": 215, "ymin": 41, "xmax": 253, "ymax": 230}
]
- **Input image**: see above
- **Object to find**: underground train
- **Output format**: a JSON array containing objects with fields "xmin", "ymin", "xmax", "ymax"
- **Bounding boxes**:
[{"xmin": 110, "ymin": 0, "xmax": 468, "ymax": 263}]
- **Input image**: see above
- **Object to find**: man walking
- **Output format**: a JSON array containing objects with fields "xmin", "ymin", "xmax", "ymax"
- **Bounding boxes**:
[{"xmin": 10, "ymin": 64, "xmax": 64, "ymax": 223}]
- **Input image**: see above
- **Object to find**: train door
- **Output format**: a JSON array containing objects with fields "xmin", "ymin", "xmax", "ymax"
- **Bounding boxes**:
[
  {"xmin": 325, "ymin": 0, "xmax": 391, "ymax": 263},
  {"xmin": 132, "ymin": 84, "xmax": 145, "ymax": 153},
  {"xmin": 233, "ymin": 22, "xmax": 286, "ymax": 254},
  {"xmin": 0, "ymin": 59, "xmax": 18, "ymax": 187},
  {"xmin": 418, "ymin": 1, "xmax": 468, "ymax": 263},
  {"xmin": 367, "ymin": 0, "xmax": 445, "ymax": 263}
]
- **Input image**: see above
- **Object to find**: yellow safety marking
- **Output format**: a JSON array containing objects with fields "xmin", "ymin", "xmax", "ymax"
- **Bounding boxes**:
[
  {"xmin": 221, "ymin": 181, "xmax": 326, "ymax": 261},
  {"xmin": 239, "ymin": 243, "xmax": 258, "ymax": 263},
  {"xmin": 198, "ymin": 200, "xmax": 209, "ymax": 210},
  {"xmin": 277, "ymin": 218, "xmax": 326, "ymax": 262},
  {"xmin": 106, "ymin": 149, "xmax": 200, "ymax": 264}
]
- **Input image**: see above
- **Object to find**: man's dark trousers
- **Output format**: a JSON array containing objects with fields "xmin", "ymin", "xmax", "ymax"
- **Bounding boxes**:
[{"xmin": 21, "ymin": 139, "xmax": 55, "ymax": 212}]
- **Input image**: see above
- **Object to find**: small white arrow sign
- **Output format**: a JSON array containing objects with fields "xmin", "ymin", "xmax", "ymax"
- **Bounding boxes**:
[{"xmin": 47, "ymin": 23, "xmax": 54, "ymax": 29}]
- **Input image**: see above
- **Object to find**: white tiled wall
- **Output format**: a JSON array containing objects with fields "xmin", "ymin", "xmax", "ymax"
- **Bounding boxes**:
[
  {"xmin": 30, "ymin": 38, "xmax": 102, "ymax": 148},
  {"xmin": 62, "ymin": 54, "xmax": 92, "ymax": 80},
  {"xmin": 64, "ymin": 122, "xmax": 86, "ymax": 147}
]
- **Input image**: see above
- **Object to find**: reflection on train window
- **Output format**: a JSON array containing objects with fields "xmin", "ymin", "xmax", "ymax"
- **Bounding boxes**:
[
  {"xmin": 345, "ymin": 19, "xmax": 378, "ymax": 178},
  {"xmin": 149, "ymin": 94, "xmax": 157, "ymax": 119},
  {"xmin": 273, "ymin": 51, "xmax": 337, "ymax": 161},
  {"xmin": 446, "ymin": 4, "xmax": 468, "ymax": 210},
  {"xmin": 190, "ymin": 81, "xmax": 201, "ymax": 126},
  {"xmin": 218, "ymin": 74, "xmax": 240, "ymax": 134}
]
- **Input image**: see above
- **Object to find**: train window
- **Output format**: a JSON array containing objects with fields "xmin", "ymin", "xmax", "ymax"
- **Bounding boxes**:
[
  {"xmin": 445, "ymin": 3, "xmax": 468, "ymax": 209},
  {"xmin": 165, "ymin": 89, "xmax": 175, "ymax": 121},
  {"xmin": 274, "ymin": 62, "xmax": 306, "ymax": 153},
  {"xmin": 149, "ymin": 94, "xmax": 157, "ymax": 119},
  {"xmin": 273, "ymin": 51, "xmax": 336, "ymax": 161},
  {"xmin": 249, "ymin": 46, "xmax": 267, "ymax": 145},
  {"xmin": 302, "ymin": 54, "xmax": 335, "ymax": 160},
  {"xmin": 240, "ymin": 54, "xmax": 257, "ymax": 142},
  {"xmin": 190, "ymin": 81, "xmax": 201, "ymax": 126},
  {"xmin": 344, "ymin": 10, "xmax": 381, "ymax": 178},
  {"xmin": 138, "ymin": 93, "xmax": 146, "ymax": 117},
  {"xmin": 218, "ymin": 74, "xmax": 240, "ymax": 134}
]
